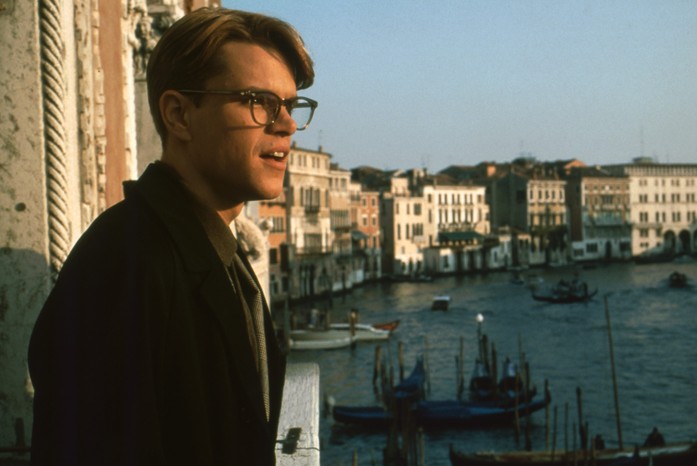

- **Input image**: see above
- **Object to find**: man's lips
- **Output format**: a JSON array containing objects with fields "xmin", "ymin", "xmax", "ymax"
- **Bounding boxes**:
[{"xmin": 260, "ymin": 151, "xmax": 288, "ymax": 161}]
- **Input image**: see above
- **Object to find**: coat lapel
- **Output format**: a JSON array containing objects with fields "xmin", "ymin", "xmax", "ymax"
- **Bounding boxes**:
[
  {"xmin": 126, "ymin": 163, "xmax": 271, "ymax": 426},
  {"xmin": 236, "ymin": 249, "xmax": 286, "ymax": 420}
]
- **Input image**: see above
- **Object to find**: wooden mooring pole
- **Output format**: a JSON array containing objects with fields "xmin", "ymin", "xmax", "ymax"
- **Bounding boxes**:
[
  {"xmin": 604, "ymin": 294, "xmax": 624, "ymax": 450},
  {"xmin": 458, "ymin": 336, "xmax": 465, "ymax": 401},
  {"xmin": 373, "ymin": 345, "xmax": 382, "ymax": 400},
  {"xmin": 576, "ymin": 386, "xmax": 587, "ymax": 450},
  {"xmin": 398, "ymin": 341, "xmax": 405, "ymax": 382}
]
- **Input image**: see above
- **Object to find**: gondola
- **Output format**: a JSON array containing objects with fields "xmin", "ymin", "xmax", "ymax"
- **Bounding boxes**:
[
  {"xmin": 531, "ymin": 278, "xmax": 597, "ymax": 304},
  {"xmin": 531, "ymin": 288, "xmax": 598, "ymax": 303},
  {"xmin": 470, "ymin": 358, "xmax": 537, "ymax": 406},
  {"xmin": 333, "ymin": 396, "xmax": 550, "ymax": 429},
  {"xmin": 333, "ymin": 356, "xmax": 550, "ymax": 429},
  {"xmin": 449, "ymin": 441, "xmax": 697, "ymax": 466}
]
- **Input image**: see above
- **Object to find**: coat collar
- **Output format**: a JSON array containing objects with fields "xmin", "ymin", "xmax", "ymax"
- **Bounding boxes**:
[{"xmin": 124, "ymin": 162, "xmax": 213, "ymax": 273}]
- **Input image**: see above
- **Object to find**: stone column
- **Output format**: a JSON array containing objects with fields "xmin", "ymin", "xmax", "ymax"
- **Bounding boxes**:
[{"xmin": 0, "ymin": 0, "xmax": 82, "ymax": 449}]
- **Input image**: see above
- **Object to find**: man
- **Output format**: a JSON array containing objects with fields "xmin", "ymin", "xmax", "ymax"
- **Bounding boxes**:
[{"xmin": 28, "ymin": 8, "xmax": 316, "ymax": 465}]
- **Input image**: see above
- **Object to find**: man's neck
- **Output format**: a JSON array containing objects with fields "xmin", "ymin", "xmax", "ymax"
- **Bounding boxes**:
[
  {"xmin": 218, "ymin": 205, "xmax": 243, "ymax": 225},
  {"xmin": 159, "ymin": 156, "xmax": 243, "ymax": 225}
]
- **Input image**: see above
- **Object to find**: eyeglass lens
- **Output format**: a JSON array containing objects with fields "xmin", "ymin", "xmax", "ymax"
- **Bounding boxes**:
[{"xmin": 250, "ymin": 93, "xmax": 314, "ymax": 130}]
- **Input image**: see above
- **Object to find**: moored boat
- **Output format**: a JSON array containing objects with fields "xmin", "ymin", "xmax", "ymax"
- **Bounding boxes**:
[
  {"xmin": 333, "ymin": 355, "xmax": 550, "ymax": 429},
  {"xmin": 288, "ymin": 329, "xmax": 354, "ymax": 350},
  {"xmin": 333, "ymin": 396, "xmax": 550, "ymax": 429},
  {"xmin": 469, "ymin": 357, "xmax": 536, "ymax": 406},
  {"xmin": 329, "ymin": 319, "xmax": 399, "ymax": 341},
  {"xmin": 449, "ymin": 441, "xmax": 697, "ymax": 466},
  {"xmin": 372, "ymin": 319, "xmax": 400, "ymax": 332}
]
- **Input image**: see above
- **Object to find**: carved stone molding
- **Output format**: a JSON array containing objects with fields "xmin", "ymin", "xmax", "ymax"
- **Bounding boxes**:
[
  {"xmin": 128, "ymin": 0, "xmax": 178, "ymax": 79},
  {"xmin": 39, "ymin": 0, "xmax": 71, "ymax": 278},
  {"xmin": 73, "ymin": 0, "xmax": 107, "ymax": 229}
]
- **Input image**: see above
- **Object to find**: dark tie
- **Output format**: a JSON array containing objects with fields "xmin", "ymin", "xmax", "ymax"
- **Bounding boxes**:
[{"xmin": 231, "ymin": 253, "xmax": 270, "ymax": 421}]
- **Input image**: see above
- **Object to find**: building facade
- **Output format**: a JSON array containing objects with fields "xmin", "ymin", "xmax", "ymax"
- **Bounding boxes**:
[
  {"xmin": 328, "ymin": 164, "xmax": 354, "ymax": 291},
  {"xmin": 566, "ymin": 167, "xmax": 632, "ymax": 262},
  {"xmin": 284, "ymin": 145, "xmax": 335, "ymax": 300},
  {"xmin": 349, "ymin": 183, "xmax": 381, "ymax": 282},
  {"xmin": 605, "ymin": 162, "xmax": 697, "ymax": 256}
]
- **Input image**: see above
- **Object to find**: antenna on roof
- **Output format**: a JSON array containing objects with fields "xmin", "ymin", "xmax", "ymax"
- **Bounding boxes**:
[{"xmin": 421, "ymin": 154, "xmax": 430, "ymax": 170}]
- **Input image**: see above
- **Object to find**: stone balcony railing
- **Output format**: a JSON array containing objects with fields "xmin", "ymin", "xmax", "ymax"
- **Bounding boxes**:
[{"xmin": 275, "ymin": 363, "xmax": 321, "ymax": 466}]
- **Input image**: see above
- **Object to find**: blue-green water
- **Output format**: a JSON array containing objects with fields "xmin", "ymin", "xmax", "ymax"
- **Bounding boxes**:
[{"xmin": 288, "ymin": 260, "xmax": 697, "ymax": 466}]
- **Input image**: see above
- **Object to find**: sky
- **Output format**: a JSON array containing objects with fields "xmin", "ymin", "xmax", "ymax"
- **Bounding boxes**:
[{"xmin": 222, "ymin": 0, "xmax": 697, "ymax": 172}]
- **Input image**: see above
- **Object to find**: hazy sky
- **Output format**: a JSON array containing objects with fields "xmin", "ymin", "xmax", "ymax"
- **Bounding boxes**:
[{"xmin": 222, "ymin": 0, "xmax": 697, "ymax": 171}]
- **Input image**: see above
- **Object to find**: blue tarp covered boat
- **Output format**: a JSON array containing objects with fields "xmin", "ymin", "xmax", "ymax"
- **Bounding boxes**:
[
  {"xmin": 332, "ymin": 396, "xmax": 550, "ymax": 429},
  {"xmin": 393, "ymin": 357, "xmax": 427, "ymax": 399},
  {"xmin": 334, "ymin": 354, "xmax": 551, "ymax": 429}
]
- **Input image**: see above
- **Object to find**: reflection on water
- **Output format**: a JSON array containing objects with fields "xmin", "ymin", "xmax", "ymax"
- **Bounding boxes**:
[{"xmin": 288, "ymin": 261, "xmax": 697, "ymax": 466}]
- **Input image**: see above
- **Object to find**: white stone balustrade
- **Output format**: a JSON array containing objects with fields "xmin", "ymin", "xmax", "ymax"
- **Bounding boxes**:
[{"xmin": 275, "ymin": 363, "xmax": 321, "ymax": 466}]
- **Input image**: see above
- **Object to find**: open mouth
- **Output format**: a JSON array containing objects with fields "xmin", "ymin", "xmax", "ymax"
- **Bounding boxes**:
[{"xmin": 261, "ymin": 151, "xmax": 287, "ymax": 161}]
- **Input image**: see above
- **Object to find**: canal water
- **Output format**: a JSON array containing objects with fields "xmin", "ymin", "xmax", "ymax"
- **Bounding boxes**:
[{"xmin": 288, "ymin": 260, "xmax": 697, "ymax": 465}]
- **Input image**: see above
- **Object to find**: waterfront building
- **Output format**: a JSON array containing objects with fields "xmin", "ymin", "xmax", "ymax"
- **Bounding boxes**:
[
  {"xmin": 328, "ymin": 163, "xmax": 354, "ymax": 292},
  {"xmin": 565, "ymin": 167, "xmax": 632, "ymax": 262},
  {"xmin": 421, "ymin": 175, "xmax": 491, "ymax": 273},
  {"xmin": 380, "ymin": 172, "xmax": 428, "ymax": 276},
  {"xmin": 483, "ymin": 161, "xmax": 570, "ymax": 266},
  {"xmin": 284, "ymin": 144, "xmax": 335, "ymax": 300},
  {"xmin": 375, "ymin": 168, "xmax": 494, "ymax": 276},
  {"xmin": 604, "ymin": 161, "xmax": 697, "ymax": 256},
  {"xmin": 442, "ymin": 160, "xmax": 571, "ymax": 267},
  {"xmin": 349, "ymin": 182, "xmax": 382, "ymax": 282}
]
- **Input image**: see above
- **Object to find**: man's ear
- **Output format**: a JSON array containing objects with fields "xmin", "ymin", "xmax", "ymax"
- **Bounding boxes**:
[{"xmin": 160, "ymin": 90, "xmax": 193, "ymax": 142}]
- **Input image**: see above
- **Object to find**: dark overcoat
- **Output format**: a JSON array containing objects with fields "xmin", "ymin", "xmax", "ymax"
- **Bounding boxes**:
[{"xmin": 28, "ymin": 163, "xmax": 285, "ymax": 465}]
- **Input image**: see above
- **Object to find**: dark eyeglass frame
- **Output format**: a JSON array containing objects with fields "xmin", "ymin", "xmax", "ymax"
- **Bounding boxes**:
[{"xmin": 177, "ymin": 88, "xmax": 318, "ymax": 130}]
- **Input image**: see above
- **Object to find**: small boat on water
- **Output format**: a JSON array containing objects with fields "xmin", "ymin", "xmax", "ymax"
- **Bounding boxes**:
[
  {"xmin": 531, "ymin": 278, "xmax": 597, "ymax": 304},
  {"xmin": 329, "ymin": 319, "xmax": 399, "ymax": 341},
  {"xmin": 432, "ymin": 295, "xmax": 451, "ymax": 311},
  {"xmin": 532, "ymin": 288, "xmax": 597, "ymax": 304},
  {"xmin": 449, "ymin": 441, "xmax": 697, "ymax": 466},
  {"xmin": 289, "ymin": 329, "xmax": 354, "ymax": 350},
  {"xmin": 372, "ymin": 319, "xmax": 400, "ymax": 332},
  {"xmin": 668, "ymin": 271, "xmax": 688, "ymax": 288},
  {"xmin": 290, "ymin": 310, "xmax": 399, "ymax": 349}
]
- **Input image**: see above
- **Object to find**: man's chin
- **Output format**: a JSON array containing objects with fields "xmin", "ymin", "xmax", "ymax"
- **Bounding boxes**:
[{"xmin": 256, "ymin": 185, "xmax": 284, "ymax": 201}]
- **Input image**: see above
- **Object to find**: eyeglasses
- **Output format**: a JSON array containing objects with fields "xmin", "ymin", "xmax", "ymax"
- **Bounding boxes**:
[{"xmin": 177, "ymin": 89, "xmax": 318, "ymax": 130}]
